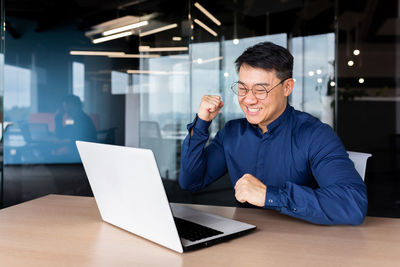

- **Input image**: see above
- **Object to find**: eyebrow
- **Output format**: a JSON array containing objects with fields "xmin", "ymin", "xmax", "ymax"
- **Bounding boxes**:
[{"xmin": 237, "ymin": 81, "xmax": 270, "ymax": 86}]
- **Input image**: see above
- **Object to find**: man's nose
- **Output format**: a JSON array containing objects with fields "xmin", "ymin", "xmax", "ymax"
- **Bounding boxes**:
[{"xmin": 243, "ymin": 90, "xmax": 258, "ymax": 104}]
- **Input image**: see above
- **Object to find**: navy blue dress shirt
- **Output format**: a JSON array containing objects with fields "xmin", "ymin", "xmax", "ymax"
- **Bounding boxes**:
[{"xmin": 179, "ymin": 104, "xmax": 368, "ymax": 225}]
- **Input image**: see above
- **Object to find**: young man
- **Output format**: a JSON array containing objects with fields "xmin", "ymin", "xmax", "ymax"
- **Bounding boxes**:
[{"xmin": 179, "ymin": 42, "xmax": 367, "ymax": 225}]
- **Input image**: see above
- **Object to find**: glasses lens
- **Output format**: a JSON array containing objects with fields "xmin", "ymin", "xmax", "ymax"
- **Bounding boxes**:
[
  {"xmin": 231, "ymin": 82, "xmax": 245, "ymax": 96},
  {"xmin": 253, "ymin": 84, "xmax": 267, "ymax": 99},
  {"xmin": 237, "ymin": 83, "xmax": 248, "ymax": 96},
  {"xmin": 231, "ymin": 82, "xmax": 268, "ymax": 99}
]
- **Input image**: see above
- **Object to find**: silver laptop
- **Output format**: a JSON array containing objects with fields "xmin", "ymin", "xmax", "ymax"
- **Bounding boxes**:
[{"xmin": 76, "ymin": 141, "xmax": 256, "ymax": 253}]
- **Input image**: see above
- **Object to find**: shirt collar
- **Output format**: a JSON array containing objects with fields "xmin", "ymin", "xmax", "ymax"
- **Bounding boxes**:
[{"xmin": 267, "ymin": 103, "xmax": 293, "ymax": 132}]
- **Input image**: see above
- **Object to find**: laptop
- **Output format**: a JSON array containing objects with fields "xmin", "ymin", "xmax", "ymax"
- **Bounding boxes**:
[{"xmin": 76, "ymin": 141, "xmax": 256, "ymax": 253}]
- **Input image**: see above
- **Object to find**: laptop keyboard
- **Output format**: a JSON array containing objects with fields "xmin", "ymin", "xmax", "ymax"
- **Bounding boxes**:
[{"xmin": 174, "ymin": 217, "xmax": 223, "ymax": 242}]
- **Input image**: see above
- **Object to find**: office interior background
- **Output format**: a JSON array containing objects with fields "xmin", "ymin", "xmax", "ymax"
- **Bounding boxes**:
[{"xmin": 0, "ymin": 0, "xmax": 399, "ymax": 218}]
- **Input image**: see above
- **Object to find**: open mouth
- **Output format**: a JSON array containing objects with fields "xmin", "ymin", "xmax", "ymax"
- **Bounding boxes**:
[{"xmin": 246, "ymin": 106, "xmax": 261, "ymax": 114}]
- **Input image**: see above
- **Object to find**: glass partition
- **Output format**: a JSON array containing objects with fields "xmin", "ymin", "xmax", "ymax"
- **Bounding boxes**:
[
  {"xmin": 336, "ymin": 0, "xmax": 400, "ymax": 217},
  {"xmin": 292, "ymin": 33, "xmax": 335, "ymax": 126},
  {"xmin": 2, "ymin": 0, "xmax": 398, "ymax": 219},
  {"xmin": 2, "ymin": 18, "xmax": 128, "ymax": 205},
  {"xmin": 1, "ymin": 0, "xmax": 338, "ymax": 207},
  {"xmin": 0, "ymin": 0, "xmax": 4, "ymax": 207}
]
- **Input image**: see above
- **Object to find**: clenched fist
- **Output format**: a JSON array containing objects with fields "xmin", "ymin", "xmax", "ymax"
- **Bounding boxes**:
[
  {"xmin": 198, "ymin": 95, "xmax": 224, "ymax": 122},
  {"xmin": 234, "ymin": 174, "xmax": 267, "ymax": 207}
]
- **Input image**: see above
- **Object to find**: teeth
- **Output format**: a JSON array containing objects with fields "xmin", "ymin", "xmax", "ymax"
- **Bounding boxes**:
[{"xmin": 248, "ymin": 108, "xmax": 260, "ymax": 112}]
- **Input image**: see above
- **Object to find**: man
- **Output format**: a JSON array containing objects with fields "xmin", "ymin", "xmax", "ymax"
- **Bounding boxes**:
[
  {"xmin": 179, "ymin": 42, "xmax": 367, "ymax": 225},
  {"xmin": 55, "ymin": 95, "xmax": 97, "ymax": 143},
  {"xmin": 54, "ymin": 95, "xmax": 97, "ymax": 160}
]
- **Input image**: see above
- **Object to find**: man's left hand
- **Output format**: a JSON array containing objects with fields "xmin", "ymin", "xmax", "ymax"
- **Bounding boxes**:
[{"xmin": 234, "ymin": 174, "xmax": 267, "ymax": 207}]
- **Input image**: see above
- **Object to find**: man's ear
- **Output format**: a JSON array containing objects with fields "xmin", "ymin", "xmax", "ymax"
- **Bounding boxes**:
[{"xmin": 283, "ymin": 78, "xmax": 295, "ymax": 97}]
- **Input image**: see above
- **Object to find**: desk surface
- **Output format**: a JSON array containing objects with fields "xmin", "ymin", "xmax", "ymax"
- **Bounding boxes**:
[{"xmin": 0, "ymin": 195, "xmax": 399, "ymax": 267}]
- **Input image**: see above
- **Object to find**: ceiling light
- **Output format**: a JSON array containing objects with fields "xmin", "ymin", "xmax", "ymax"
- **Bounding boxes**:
[
  {"xmin": 127, "ymin": 70, "xmax": 189, "ymax": 75},
  {"xmin": 317, "ymin": 78, "xmax": 323, "ymax": 83},
  {"xmin": 224, "ymin": 72, "xmax": 229, "ymax": 77},
  {"xmin": 92, "ymin": 31, "xmax": 133, "ymax": 44},
  {"xmin": 203, "ymin": 56, "xmax": 223, "ymax": 63},
  {"xmin": 85, "ymin": 15, "xmax": 142, "ymax": 37},
  {"xmin": 353, "ymin": 49, "xmax": 360, "ymax": 56},
  {"xmin": 330, "ymin": 81, "xmax": 336, "ymax": 87},
  {"xmin": 69, "ymin": 51, "xmax": 125, "ymax": 56},
  {"xmin": 127, "ymin": 70, "xmax": 168, "ymax": 75},
  {"xmin": 233, "ymin": 39, "xmax": 239, "ymax": 45},
  {"xmin": 108, "ymin": 54, "xmax": 161, "ymax": 58},
  {"xmin": 194, "ymin": 19, "xmax": 217, "ymax": 37},
  {"xmin": 358, "ymin": 78, "xmax": 364, "ymax": 84},
  {"xmin": 194, "ymin": 2, "xmax": 221, "ymax": 26},
  {"xmin": 308, "ymin": 71, "xmax": 315, "ymax": 76},
  {"xmin": 139, "ymin": 46, "xmax": 189, "ymax": 52},
  {"xmin": 347, "ymin": 60, "xmax": 354, "ymax": 67},
  {"xmin": 193, "ymin": 56, "xmax": 223, "ymax": 64},
  {"xmin": 172, "ymin": 36, "xmax": 182, "ymax": 41},
  {"xmin": 316, "ymin": 69, "xmax": 322, "ymax": 75},
  {"xmin": 169, "ymin": 55, "xmax": 189, "ymax": 59},
  {"xmin": 102, "ymin": 21, "xmax": 148, "ymax": 36},
  {"xmin": 139, "ymin": 23, "xmax": 178, "ymax": 37}
]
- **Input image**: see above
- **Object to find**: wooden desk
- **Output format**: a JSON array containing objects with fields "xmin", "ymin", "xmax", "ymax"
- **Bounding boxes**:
[{"xmin": 0, "ymin": 195, "xmax": 399, "ymax": 266}]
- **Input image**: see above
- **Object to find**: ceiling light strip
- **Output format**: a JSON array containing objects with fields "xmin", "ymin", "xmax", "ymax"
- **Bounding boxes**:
[
  {"xmin": 139, "ymin": 46, "xmax": 189, "ymax": 52},
  {"xmin": 93, "ymin": 31, "xmax": 133, "ymax": 44},
  {"xmin": 194, "ymin": 56, "xmax": 223, "ymax": 64},
  {"xmin": 127, "ymin": 70, "xmax": 189, "ymax": 75},
  {"xmin": 103, "ymin": 21, "xmax": 148, "ymax": 36},
  {"xmin": 127, "ymin": 70, "xmax": 168, "ymax": 75},
  {"xmin": 70, "ymin": 51, "xmax": 125, "ymax": 56},
  {"xmin": 194, "ymin": 19, "xmax": 217, "ymax": 37},
  {"xmin": 108, "ymin": 54, "xmax": 161, "ymax": 58},
  {"xmin": 194, "ymin": 2, "xmax": 221, "ymax": 26},
  {"xmin": 139, "ymin": 23, "xmax": 178, "ymax": 37},
  {"xmin": 169, "ymin": 55, "xmax": 189, "ymax": 59}
]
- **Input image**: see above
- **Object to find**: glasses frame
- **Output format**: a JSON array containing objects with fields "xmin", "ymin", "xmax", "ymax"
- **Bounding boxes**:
[{"xmin": 230, "ymin": 78, "xmax": 289, "ymax": 100}]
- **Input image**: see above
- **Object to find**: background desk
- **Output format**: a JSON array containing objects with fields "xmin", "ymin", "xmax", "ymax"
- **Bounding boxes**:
[{"xmin": 0, "ymin": 195, "xmax": 399, "ymax": 266}]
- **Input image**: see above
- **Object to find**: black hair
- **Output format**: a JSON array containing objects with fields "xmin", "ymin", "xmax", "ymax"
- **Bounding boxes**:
[
  {"xmin": 234, "ymin": 42, "xmax": 293, "ymax": 80},
  {"xmin": 63, "ymin": 94, "xmax": 82, "ymax": 110}
]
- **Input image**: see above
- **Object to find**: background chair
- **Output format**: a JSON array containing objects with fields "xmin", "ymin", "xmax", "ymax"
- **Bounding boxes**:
[{"xmin": 348, "ymin": 151, "xmax": 372, "ymax": 181}]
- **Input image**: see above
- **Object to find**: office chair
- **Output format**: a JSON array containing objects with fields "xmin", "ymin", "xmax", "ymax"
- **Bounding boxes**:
[{"xmin": 348, "ymin": 151, "xmax": 372, "ymax": 181}]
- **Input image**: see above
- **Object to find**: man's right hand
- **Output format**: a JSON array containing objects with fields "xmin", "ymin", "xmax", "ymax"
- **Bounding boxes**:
[{"xmin": 197, "ymin": 95, "xmax": 224, "ymax": 122}]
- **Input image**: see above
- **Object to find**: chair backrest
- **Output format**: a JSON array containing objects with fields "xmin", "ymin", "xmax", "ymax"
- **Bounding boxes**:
[
  {"xmin": 140, "ymin": 121, "xmax": 162, "ymax": 139},
  {"xmin": 347, "ymin": 151, "xmax": 372, "ymax": 181}
]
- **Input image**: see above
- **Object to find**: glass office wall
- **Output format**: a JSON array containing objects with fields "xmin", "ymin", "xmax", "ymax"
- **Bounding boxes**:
[
  {"xmin": 1, "ymin": 17, "xmax": 130, "ymax": 206},
  {"xmin": 0, "ymin": 0, "xmax": 4, "ymax": 207},
  {"xmin": 1, "ymin": 0, "xmax": 399, "ymax": 218},
  {"xmin": 292, "ymin": 33, "xmax": 335, "ymax": 126},
  {"xmin": 0, "ymin": 0, "xmax": 338, "ymax": 207},
  {"xmin": 336, "ymin": 0, "xmax": 400, "ymax": 217}
]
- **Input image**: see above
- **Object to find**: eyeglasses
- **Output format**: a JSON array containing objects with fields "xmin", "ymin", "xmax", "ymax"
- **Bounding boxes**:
[{"xmin": 230, "ymin": 78, "xmax": 289, "ymax": 100}]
